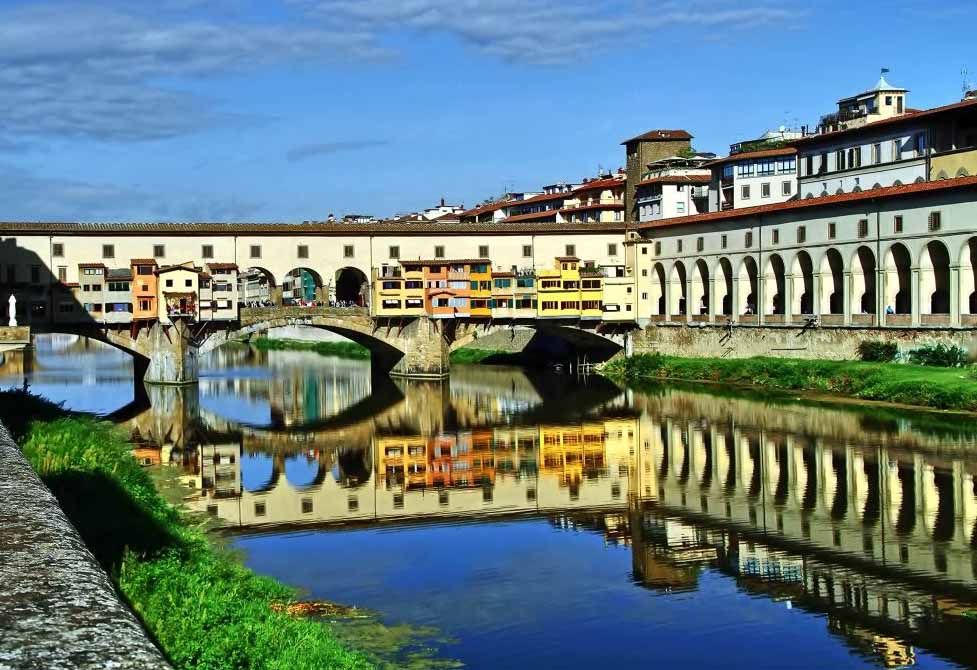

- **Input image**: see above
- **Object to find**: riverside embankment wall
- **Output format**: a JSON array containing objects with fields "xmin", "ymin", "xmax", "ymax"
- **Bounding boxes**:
[
  {"xmin": 0, "ymin": 420, "xmax": 170, "ymax": 670},
  {"xmin": 630, "ymin": 324, "xmax": 977, "ymax": 360}
]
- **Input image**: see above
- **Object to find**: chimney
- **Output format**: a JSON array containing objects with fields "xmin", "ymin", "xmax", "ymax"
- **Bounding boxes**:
[{"xmin": 440, "ymin": 196, "xmax": 445, "ymax": 207}]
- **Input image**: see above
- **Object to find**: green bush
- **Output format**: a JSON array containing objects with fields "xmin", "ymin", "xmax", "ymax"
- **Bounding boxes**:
[
  {"xmin": 857, "ymin": 340, "xmax": 898, "ymax": 362},
  {"xmin": 907, "ymin": 343, "xmax": 969, "ymax": 367}
]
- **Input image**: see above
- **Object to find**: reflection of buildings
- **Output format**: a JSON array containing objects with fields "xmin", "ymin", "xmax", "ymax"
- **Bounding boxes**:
[{"xmin": 122, "ymin": 369, "xmax": 977, "ymax": 670}]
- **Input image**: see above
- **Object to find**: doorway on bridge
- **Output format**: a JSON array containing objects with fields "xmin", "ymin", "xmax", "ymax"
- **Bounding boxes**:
[
  {"xmin": 281, "ymin": 267, "xmax": 324, "ymax": 307},
  {"xmin": 239, "ymin": 267, "xmax": 278, "ymax": 307},
  {"xmin": 335, "ymin": 267, "xmax": 368, "ymax": 308}
]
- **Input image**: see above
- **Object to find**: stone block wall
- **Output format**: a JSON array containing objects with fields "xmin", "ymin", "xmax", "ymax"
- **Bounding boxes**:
[{"xmin": 631, "ymin": 324, "xmax": 977, "ymax": 361}]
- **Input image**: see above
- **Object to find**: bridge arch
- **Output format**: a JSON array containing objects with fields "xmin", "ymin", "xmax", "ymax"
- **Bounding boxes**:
[{"xmin": 239, "ymin": 266, "xmax": 277, "ymax": 306}]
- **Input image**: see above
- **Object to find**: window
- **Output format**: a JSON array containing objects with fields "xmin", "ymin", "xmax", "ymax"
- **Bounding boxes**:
[
  {"xmin": 52, "ymin": 243, "xmax": 64, "ymax": 257},
  {"xmin": 761, "ymin": 183, "xmax": 771, "ymax": 198},
  {"xmin": 522, "ymin": 244, "xmax": 532, "ymax": 257},
  {"xmin": 478, "ymin": 245, "xmax": 489, "ymax": 258},
  {"xmin": 434, "ymin": 245, "xmax": 445, "ymax": 258},
  {"xmin": 857, "ymin": 219, "xmax": 869, "ymax": 238},
  {"xmin": 782, "ymin": 180, "xmax": 792, "ymax": 196},
  {"xmin": 771, "ymin": 229, "xmax": 780, "ymax": 245},
  {"xmin": 818, "ymin": 151, "xmax": 828, "ymax": 174},
  {"xmin": 871, "ymin": 143, "xmax": 882, "ymax": 164},
  {"xmin": 389, "ymin": 245, "xmax": 400, "ymax": 259},
  {"xmin": 797, "ymin": 226, "xmax": 806, "ymax": 244},
  {"xmin": 654, "ymin": 241, "xmax": 661, "ymax": 255},
  {"xmin": 185, "ymin": 279, "xmax": 193, "ymax": 288},
  {"xmin": 745, "ymin": 231, "xmax": 753, "ymax": 248},
  {"xmin": 165, "ymin": 279, "xmax": 173, "ymax": 287},
  {"xmin": 676, "ymin": 239, "xmax": 683, "ymax": 253},
  {"xmin": 57, "ymin": 266, "xmax": 67, "ymax": 282},
  {"xmin": 696, "ymin": 237, "xmax": 704, "ymax": 252},
  {"xmin": 847, "ymin": 146, "xmax": 861, "ymax": 169},
  {"xmin": 201, "ymin": 244, "xmax": 214, "ymax": 259},
  {"xmin": 757, "ymin": 160, "xmax": 775, "ymax": 176},
  {"xmin": 914, "ymin": 133, "xmax": 926, "ymax": 156},
  {"xmin": 828, "ymin": 222, "xmax": 837, "ymax": 239},
  {"xmin": 676, "ymin": 202, "xmax": 685, "ymax": 213},
  {"xmin": 102, "ymin": 244, "xmax": 115, "ymax": 259},
  {"xmin": 893, "ymin": 215, "xmax": 903, "ymax": 233},
  {"xmin": 777, "ymin": 157, "xmax": 796, "ymax": 174},
  {"xmin": 893, "ymin": 139, "xmax": 903, "ymax": 161},
  {"xmin": 736, "ymin": 163, "xmax": 754, "ymax": 177},
  {"xmin": 928, "ymin": 211, "xmax": 941, "ymax": 232},
  {"xmin": 565, "ymin": 244, "xmax": 576, "ymax": 257},
  {"xmin": 741, "ymin": 185, "xmax": 751, "ymax": 200},
  {"xmin": 607, "ymin": 243, "xmax": 618, "ymax": 256},
  {"xmin": 249, "ymin": 245, "xmax": 261, "ymax": 259},
  {"xmin": 720, "ymin": 234, "xmax": 727, "ymax": 249},
  {"xmin": 297, "ymin": 245, "xmax": 309, "ymax": 259},
  {"xmin": 835, "ymin": 149, "xmax": 845, "ymax": 171},
  {"xmin": 343, "ymin": 245, "xmax": 354, "ymax": 258},
  {"xmin": 153, "ymin": 244, "xmax": 165, "ymax": 258},
  {"xmin": 805, "ymin": 155, "xmax": 814, "ymax": 176}
]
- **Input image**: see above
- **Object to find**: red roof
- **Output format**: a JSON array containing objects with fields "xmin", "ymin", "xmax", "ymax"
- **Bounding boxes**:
[
  {"xmin": 78, "ymin": 262, "xmax": 106, "ymax": 269},
  {"xmin": 460, "ymin": 200, "xmax": 508, "ymax": 217},
  {"xmin": 510, "ymin": 191, "xmax": 570, "ymax": 206},
  {"xmin": 205, "ymin": 262, "xmax": 238, "ymax": 271},
  {"xmin": 573, "ymin": 177, "xmax": 625, "ymax": 193},
  {"xmin": 792, "ymin": 97, "xmax": 977, "ymax": 146},
  {"xmin": 129, "ymin": 258, "xmax": 158, "ymax": 265},
  {"xmin": 636, "ymin": 174, "xmax": 711, "ymax": 187},
  {"xmin": 637, "ymin": 175, "xmax": 977, "ymax": 230},
  {"xmin": 705, "ymin": 147, "xmax": 796, "ymax": 167},
  {"xmin": 502, "ymin": 209, "xmax": 560, "ymax": 223},
  {"xmin": 621, "ymin": 129, "xmax": 693, "ymax": 145}
]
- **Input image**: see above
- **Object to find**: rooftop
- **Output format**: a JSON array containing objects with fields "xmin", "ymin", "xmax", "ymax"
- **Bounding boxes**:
[
  {"xmin": 636, "ymin": 174, "xmax": 977, "ymax": 231},
  {"xmin": 705, "ymin": 146, "xmax": 796, "ymax": 167},
  {"xmin": 621, "ymin": 129, "xmax": 693, "ymax": 145}
]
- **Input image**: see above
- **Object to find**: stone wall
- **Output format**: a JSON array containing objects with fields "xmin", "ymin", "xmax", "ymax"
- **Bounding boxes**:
[
  {"xmin": 631, "ymin": 323, "xmax": 977, "ymax": 360},
  {"xmin": 0, "ymin": 420, "xmax": 171, "ymax": 669}
]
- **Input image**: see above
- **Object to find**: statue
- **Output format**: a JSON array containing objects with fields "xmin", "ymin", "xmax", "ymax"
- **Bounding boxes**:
[{"xmin": 7, "ymin": 295, "xmax": 16, "ymax": 327}]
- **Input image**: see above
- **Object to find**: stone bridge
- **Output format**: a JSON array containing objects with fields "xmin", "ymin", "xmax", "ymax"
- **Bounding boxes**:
[{"xmin": 27, "ymin": 306, "xmax": 631, "ymax": 385}]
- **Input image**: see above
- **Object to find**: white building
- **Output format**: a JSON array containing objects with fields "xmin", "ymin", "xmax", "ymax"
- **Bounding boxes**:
[
  {"xmin": 708, "ymin": 146, "xmax": 797, "ymax": 212},
  {"xmin": 635, "ymin": 156, "xmax": 711, "ymax": 222}
]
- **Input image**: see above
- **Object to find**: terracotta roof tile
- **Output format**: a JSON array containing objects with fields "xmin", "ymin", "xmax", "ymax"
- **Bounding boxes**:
[
  {"xmin": 129, "ymin": 258, "xmax": 158, "ymax": 265},
  {"xmin": 572, "ymin": 177, "xmax": 625, "ymax": 193},
  {"xmin": 635, "ymin": 174, "xmax": 711, "ymax": 187},
  {"xmin": 501, "ymin": 209, "xmax": 561, "ymax": 223},
  {"xmin": 205, "ymin": 262, "xmax": 239, "ymax": 271},
  {"xmin": 621, "ymin": 129, "xmax": 693, "ymax": 144},
  {"xmin": 636, "ymin": 175, "xmax": 977, "ymax": 231},
  {"xmin": 705, "ymin": 147, "xmax": 796, "ymax": 167},
  {"xmin": 399, "ymin": 258, "xmax": 491, "ymax": 266},
  {"xmin": 560, "ymin": 203, "xmax": 624, "ymax": 213},
  {"xmin": 0, "ymin": 220, "xmax": 627, "ymax": 236}
]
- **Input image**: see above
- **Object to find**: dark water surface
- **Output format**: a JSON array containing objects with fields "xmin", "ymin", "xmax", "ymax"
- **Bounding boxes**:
[{"xmin": 6, "ymin": 335, "xmax": 977, "ymax": 669}]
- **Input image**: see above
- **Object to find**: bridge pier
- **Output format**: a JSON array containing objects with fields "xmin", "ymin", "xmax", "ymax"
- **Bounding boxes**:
[
  {"xmin": 139, "ymin": 320, "xmax": 200, "ymax": 385},
  {"xmin": 383, "ymin": 317, "xmax": 451, "ymax": 379}
]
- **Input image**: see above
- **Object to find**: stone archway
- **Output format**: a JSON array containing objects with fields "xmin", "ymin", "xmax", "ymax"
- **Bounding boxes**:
[
  {"xmin": 920, "ymin": 240, "xmax": 951, "ymax": 315},
  {"xmin": 820, "ymin": 248, "xmax": 844, "ymax": 315},
  {"xmin": 791, "ymin": 251, "xmax": 814, "ymax": 316},
  {"xmin": 717, "ymin": 258, "xmax": 734, "ymax": 316},
  {"xmin": 335, "ymin": 267, "xmax": 369, "ymax": 307},
  {"xmin": 852, "ymin": 246, "xmax": 877, "ymax": 317},
  {"xmin": 281, "ymin": 267, "xmax": 325, "ymax": 306},
  {"xmin": 763, "ymin": 254, "xmax": 786, "ymax": 316},
  {"xmin": 962, "ymin": 237, "xmax": 977, "ymax": 318},
  {"xmin": 239, "ymin": 266, "xmax": 278, "ymax": 306},
  {"xmin": 738, "ymin": 256, "xmax": 758, "ymax": 317},
  {"xmin": 884, "ymin": 243, "xmax": 913, "ymax": 315},
  {"xmin": 669, "ymin": 261, "xmax": 687, "ymax": 316},
  {"xmin": 652, "ymin": 263, "xmax": 667, "ymax": 317},
  {"xmin": 691, "ymin": 259, "xmax": 710, "ymax": 317}
]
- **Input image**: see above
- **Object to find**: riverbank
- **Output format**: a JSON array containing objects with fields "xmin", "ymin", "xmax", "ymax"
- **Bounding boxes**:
[
  {"xmin": 0, "ymin": 390, "xmax": 372, "ymax": 670},
  {"xmin": 600, "ymin": 354, "xmax": 977, "ymax": 412}
]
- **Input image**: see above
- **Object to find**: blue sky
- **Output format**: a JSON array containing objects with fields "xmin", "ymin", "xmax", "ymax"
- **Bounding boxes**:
[{"xmin": 1, "ymin": 0, "xmax": 975, "ymax": 222}]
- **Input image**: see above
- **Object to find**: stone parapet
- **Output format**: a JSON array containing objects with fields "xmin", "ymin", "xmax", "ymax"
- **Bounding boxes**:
[{"xmin": 0, "ymin": 421, "xmax": 171, "ymax": 670}]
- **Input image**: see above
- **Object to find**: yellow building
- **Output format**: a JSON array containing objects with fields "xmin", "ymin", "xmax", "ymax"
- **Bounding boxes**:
[
  {"xmin": 469, "ymin": 260, "xmax": 492, "ymax": 318},
  {"xmin": 600, "ymin": 263, "xmax": 636, "ymax": 322},
  {"xmin": 376, "ymin": 435, "xmax": 429, "ymax": 490},
  {"xmin": 536, "ymin": 256, "xmax": 582, "ymax": 319},
  {"xmin": 580, "ymin": 264, "xmax": 603, "ymax": 320}
]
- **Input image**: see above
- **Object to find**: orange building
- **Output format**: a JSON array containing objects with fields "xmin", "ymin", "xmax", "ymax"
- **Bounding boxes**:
[
  {"xmin": 420, "ymin": 259, "xmax": 486, "ymax": 319},
  {"xmin": 130, "ymin": 258, "xmax": 159, "ymax": 325}
]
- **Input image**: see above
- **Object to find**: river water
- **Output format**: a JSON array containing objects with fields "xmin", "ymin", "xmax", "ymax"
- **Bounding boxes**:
[{"xmin": 5, "ymin": 335, "xmax": 977, "ymax": 669}]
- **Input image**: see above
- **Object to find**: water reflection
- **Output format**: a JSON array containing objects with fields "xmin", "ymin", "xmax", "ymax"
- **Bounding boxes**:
[
  {"xmin": 15, "ymin": 337, "xmax": 976, "ymax": 669},
  {"xmin": 111, "ymin": 358, "xmax": 977, "ymax": 669}
]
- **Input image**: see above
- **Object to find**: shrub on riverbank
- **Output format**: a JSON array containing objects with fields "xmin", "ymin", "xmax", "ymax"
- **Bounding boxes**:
[
  {"xmin": 856, "ymin": 340, "xmax": 898, "ymax": 362},
  {"xmin": 0, "ymin": 389, "xmax": 371, "ymax": 670},
  {"xmin": 250, "ymin": 336, "xmax": 371, "ymax": 359},
  {"xmin": 600, "ymin": 354, "xmax": 977, "ymax": 412},
  {"xmin": 449, "ymin": 347, "xmax": 525, "ymax": 365}
]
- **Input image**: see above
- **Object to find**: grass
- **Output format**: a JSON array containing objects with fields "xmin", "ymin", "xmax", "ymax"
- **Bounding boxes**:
[
  {"xmin": 250, "ymin": 336, "xmax": 371, "ymax": 360},
  {"xmin": 600, "ymin": 354, "xmax": 977, "ymax": 412},
  {"xmin": 0, "ymin": 389, "xmax": 372, "ymax": 670},
  {"xmin": 448, "ymin": 347, "xmax": 525, "ymax": 365}
]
